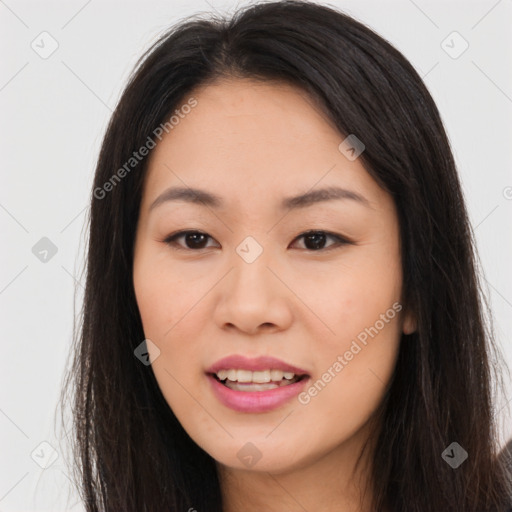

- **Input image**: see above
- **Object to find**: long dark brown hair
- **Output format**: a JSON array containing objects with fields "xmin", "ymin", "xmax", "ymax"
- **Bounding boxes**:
[{"xmin": 60, "ymin": 1, "xmax": 512, "ymax": 510}]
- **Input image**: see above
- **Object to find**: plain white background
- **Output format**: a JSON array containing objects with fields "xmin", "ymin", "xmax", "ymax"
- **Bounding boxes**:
[{"xmin": 1, "ymin": 0, "xmax": 511, "ymax": 509}]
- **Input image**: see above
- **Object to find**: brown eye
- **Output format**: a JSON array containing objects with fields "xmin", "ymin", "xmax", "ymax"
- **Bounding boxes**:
[
  {"xmin": 164, "ymin": 231, "xmax": 218, "ymax": 250},
  {"xmin": 291, "ymin": 231, "xmax": 351, "ymax": 251},
  {"xmin": 164, "ymin": 229, "xmax": 351, "ymax": 252}
]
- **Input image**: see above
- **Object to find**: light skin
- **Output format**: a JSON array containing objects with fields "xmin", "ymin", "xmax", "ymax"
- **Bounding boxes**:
[{"xmin": 133, "ymin": 78, "xmax": 416, "ymax": 512}]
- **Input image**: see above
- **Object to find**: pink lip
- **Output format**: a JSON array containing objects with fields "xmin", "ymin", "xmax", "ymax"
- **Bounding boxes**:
[
  {"xmin": 205, "ymin": 355, "xmax": 310, "ymax": 413},
  {"xmin": 207, "ymin": 374, "xmax": 310, "ymax": 413},
  {"xmin": 206, "ymin": 355, "xmax": 308, "ymax": 375}
]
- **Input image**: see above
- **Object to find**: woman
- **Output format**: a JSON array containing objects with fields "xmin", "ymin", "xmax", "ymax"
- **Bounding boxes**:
[{"xmin": 61, "ymin": 1, "xmax": 512, "ymax": 510}]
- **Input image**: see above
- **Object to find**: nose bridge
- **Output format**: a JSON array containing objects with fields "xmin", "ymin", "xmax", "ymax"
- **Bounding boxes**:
[
  {"xmin": 235, "ymin": 234, "xmax": 267, "ymax": 266},
  {"xmin": 213, "ymin": 231, "xmax": 293, "ymax": 332},
  {"xmin": 230, "ymin": 233, "xmax": 276, "ymax": 296}
]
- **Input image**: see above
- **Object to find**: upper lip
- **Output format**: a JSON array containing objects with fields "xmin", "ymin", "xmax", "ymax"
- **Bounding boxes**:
[{"xmin": 206, "ymin": 355, "xmax": 309, "ymax": 375}]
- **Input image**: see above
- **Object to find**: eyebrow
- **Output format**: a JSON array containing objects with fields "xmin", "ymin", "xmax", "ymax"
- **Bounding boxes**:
[{"xmin": 148, "ymin": 185, "xmax": 371, "ymax": 212}]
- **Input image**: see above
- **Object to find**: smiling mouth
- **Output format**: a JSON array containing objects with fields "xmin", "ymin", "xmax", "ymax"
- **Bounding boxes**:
[{"xmin": 210, "ymin": 370, "xmax": 309, "ymax": 392}]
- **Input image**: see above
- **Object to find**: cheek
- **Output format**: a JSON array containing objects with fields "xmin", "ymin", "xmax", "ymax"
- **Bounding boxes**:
[
  {"xmin": 133, "ymin": 275, "xmax": 207, "ymax": 378},
  {"xmin": 298, "ymin": 309, "xmax": 402, "ymax": 447},
  {"xmin": 297, "ymin": 249, "xmax": 402, "ymax": 430},
  {"xmin": 133, "ymin": 250, "xmax": 210, "ymax": 365},
  {"xmin": 133, "ymin": 260, "xmax": 209, "ymax": 423},
  {"xmin": 133, "ymin": 249, "xmax": 199, "ymax": 340},
  {"xmin": 308, "ymin": 248, "xmax": 402, "ymax": 348}
]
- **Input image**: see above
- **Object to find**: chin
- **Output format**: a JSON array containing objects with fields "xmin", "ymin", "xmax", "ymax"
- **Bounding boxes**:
[{"xmin": 202, "ymin": 436, "xmax": 314, "ymax": 475}]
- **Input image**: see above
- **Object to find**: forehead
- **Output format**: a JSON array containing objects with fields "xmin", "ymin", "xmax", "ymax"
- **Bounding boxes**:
[
  {"xmin": 189, "ymin": 78, "xmax": 332, "ymax": 126},
  {"xmin": 141, "ymin": 78, "xmax": 387, "ymax": 213}
]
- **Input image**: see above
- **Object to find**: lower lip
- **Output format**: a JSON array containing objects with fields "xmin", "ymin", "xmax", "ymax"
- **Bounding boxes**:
[{"xmin": 207, "ymin": 374, "xmax": 310, "ymax": 413}]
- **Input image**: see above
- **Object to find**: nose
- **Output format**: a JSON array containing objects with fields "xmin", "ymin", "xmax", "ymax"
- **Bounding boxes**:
[{"xmin": 212, "ymin": 246, "xmax": 294, "ymax": 335}]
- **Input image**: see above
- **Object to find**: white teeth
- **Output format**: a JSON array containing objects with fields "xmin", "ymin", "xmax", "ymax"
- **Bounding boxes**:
[
  {"xmin": 252, "ymin": 370, "xmax": 271, "ymax": 383},
  {"xmin": 270, "ymin": 369, "xmax": 283, "ymax": 381},
  {"xmin": 236, "ymin": 370, "xmax": 253, "ymax": 383},
  {"xmin": 217, "ymin": 369, "xmax": 228, "ymax": 381},
  {"xmin": 215, "ymin": 369, "xmax": 297, "ymax": 382}
]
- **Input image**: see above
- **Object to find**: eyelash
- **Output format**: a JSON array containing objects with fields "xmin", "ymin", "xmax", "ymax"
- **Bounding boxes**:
[{"xmin": 162, "ymin": 230, "xmax": 352, "ymax": 252}]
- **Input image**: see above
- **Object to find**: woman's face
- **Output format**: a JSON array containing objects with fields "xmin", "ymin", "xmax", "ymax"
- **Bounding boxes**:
[{"xmin": 133, "ymin": 78, "xmax": 415, "ymax": 474}]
